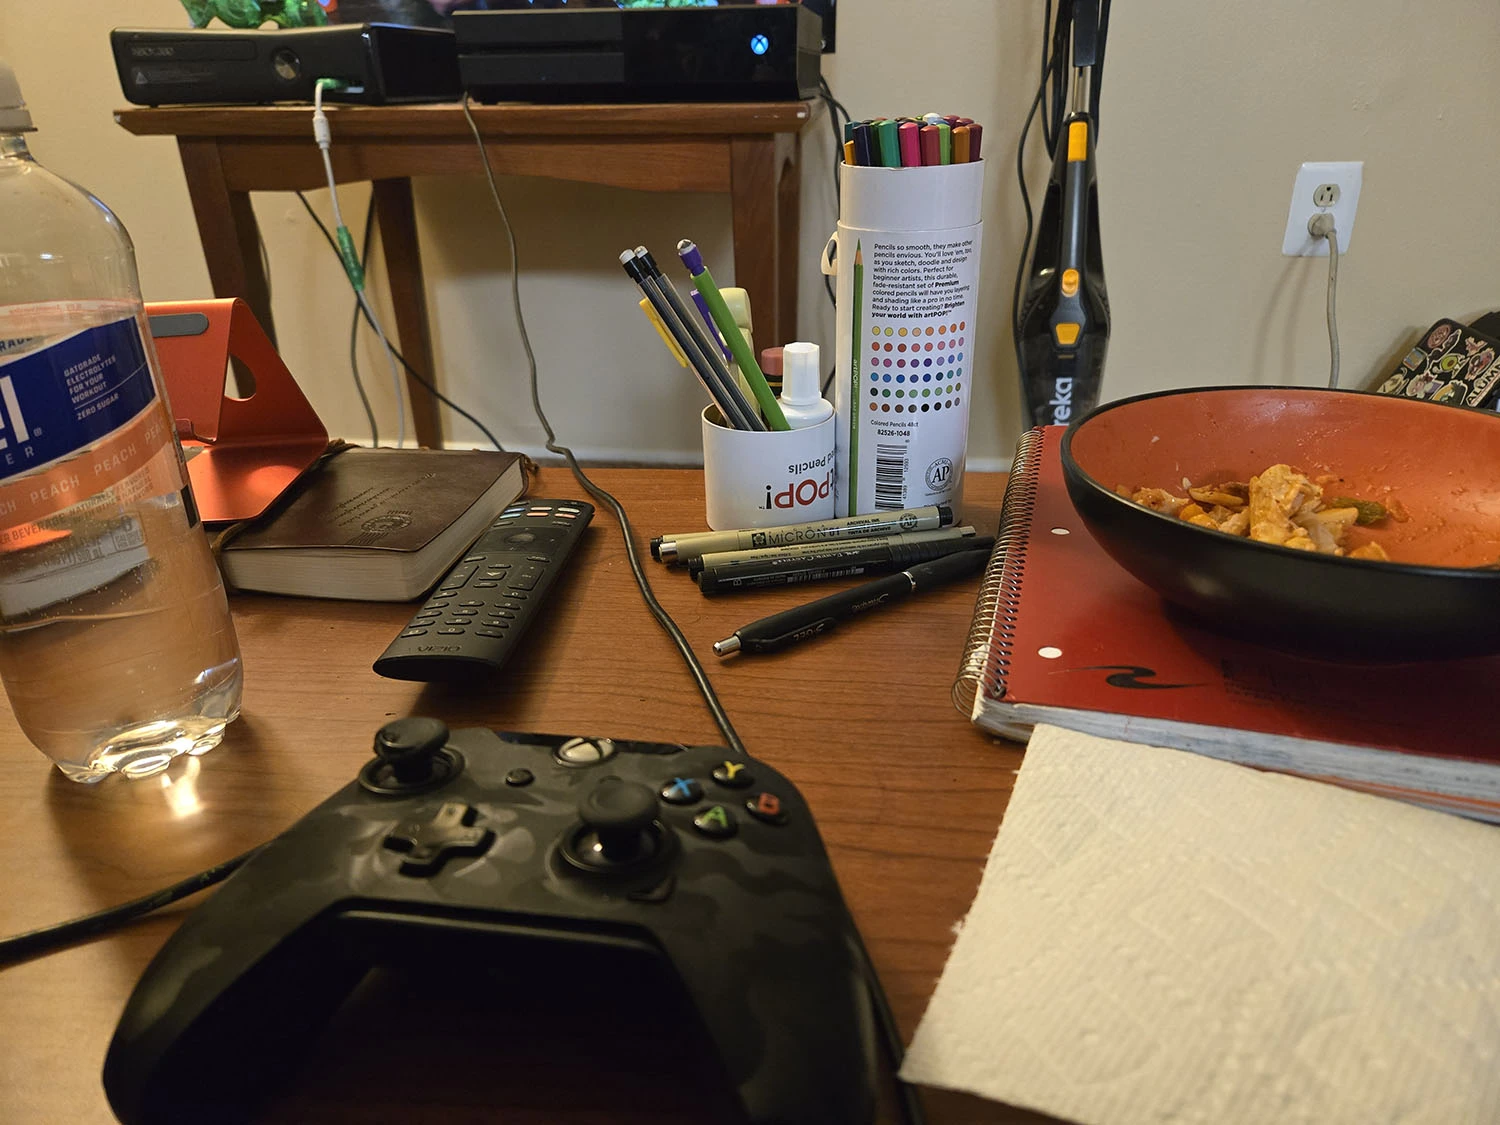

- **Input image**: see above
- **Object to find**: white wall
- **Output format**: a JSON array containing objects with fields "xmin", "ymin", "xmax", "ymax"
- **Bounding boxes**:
[{"xmin": 3, "ymin": 0, "xmax": 1498, "ymax": 468}]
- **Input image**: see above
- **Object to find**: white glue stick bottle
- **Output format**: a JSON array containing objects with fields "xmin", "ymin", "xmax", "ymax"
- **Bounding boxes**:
[{"xmin": 779, "ymin": 342, "xmax": 834, "ymax": 430}]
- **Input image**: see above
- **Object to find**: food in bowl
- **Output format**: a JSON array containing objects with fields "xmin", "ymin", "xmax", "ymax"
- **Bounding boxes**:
[{"xmin": 1118, "ymin": 463, "xmax": 1395, "ymax": 560}]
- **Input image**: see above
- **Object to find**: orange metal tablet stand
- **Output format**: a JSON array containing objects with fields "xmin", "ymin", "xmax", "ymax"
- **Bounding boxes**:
[{"xmin": 147, "ymin": 298, "xmax": 329, "ymax": 525}]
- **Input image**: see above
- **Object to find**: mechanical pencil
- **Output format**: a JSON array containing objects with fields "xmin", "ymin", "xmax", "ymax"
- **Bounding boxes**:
[
  {"xmin": 652, "ymin": 504, "xmax": 955, "ymax": 565},
  {"xmin": 697, "ymin": 536, "xmax": 993, "ymax": 596},
  {"xmin": 712, "ymin": 546, "xmax": 992, "ymax": 655}
]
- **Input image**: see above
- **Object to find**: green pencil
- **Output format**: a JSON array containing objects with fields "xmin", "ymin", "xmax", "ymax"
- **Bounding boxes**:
[
  {"xmin": 676, "ymin": 240, "xmax": 789, "ymax": 431},
  {"xmin": 850, "ymin": 241, "xmax": 863, "ymax": 514}
]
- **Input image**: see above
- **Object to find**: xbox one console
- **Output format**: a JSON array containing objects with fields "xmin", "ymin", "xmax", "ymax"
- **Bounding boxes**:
[
  {"xmin": 102, "ymin": 721, "xmax": 879, "ymax": 1124},
  {"xmin": 111, "ymin": 23, "xmax": 461, "ymax": 106},
  {"xmin": 455, "ymin": 5, "xmax": 823, "ymax": 104}
]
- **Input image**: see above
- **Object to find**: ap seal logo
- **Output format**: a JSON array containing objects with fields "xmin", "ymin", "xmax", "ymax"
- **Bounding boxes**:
[
  {"xmin": 750, "ymin": 531, "xmax": 768, "ymax": 548},
  {"xmin": 925, "ymin": 457, "xmax": 954, "ymax": 490}
]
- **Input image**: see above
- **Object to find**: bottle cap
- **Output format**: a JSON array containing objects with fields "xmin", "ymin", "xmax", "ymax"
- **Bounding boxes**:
[
  {"xmin": 780, "ymin": 342, "xmax": 822, "ymax": 406},
  {"xmin": 0, "ymin": 60, "xmax": 35, "ymax": 133}
]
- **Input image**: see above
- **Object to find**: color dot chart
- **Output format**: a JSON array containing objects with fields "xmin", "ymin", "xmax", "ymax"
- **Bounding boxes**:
[{"xmin": 868, "ymin": 320, "xmax": 966, "ymax": 413}]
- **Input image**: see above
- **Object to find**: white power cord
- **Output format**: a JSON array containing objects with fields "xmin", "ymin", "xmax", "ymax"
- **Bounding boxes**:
[
  {"xmin": 1307, "ymin": 212, "xmax": 1340, "ymax": 389},
  {"xmin": 313, "ymin": 80, "xmax": 407, "ymax": 447}
]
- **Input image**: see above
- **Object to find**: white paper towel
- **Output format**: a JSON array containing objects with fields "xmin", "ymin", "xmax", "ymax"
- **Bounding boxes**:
[{"xmin": 901, "ymin": 724, "xmax": 1500, "ymax": 1125}]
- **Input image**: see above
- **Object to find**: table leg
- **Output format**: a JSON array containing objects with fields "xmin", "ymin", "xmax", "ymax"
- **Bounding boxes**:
[
  {"xmin": 176, "ymin": 138, "xmax": 276, "ymax": 348},
  {"xmin": 371, "ymin": 178, "xmax": 442, "ymax": 448},
  {"xmin": 730, "ymin": 134, "xmax": 801, "ymax": 351}
]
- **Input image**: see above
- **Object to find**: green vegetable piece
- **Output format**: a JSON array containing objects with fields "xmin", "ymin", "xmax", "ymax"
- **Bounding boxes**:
[{"xmin": 1328, "ymin": 497, "xmax": 1388, "ymax": 526}]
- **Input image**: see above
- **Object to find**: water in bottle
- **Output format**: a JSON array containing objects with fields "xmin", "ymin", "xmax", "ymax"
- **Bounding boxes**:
[{"xmin": 0, "ymin": 61, "xmax": 242, "ymax": 781}]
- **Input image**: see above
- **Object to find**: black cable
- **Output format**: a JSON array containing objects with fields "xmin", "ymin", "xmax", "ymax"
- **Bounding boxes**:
[
  {"xmin": 1011, "ymin": 22, "xmax": 1062, "ymax": 379},
  {"xmin": 1039, "ymin": 0, "xmax": 1057, "ymax": 154},
  {"xmin": 294, "ymin": 190, "xmax": 509, "ymax": 453},
  {"xmin": 0, "ymin": 847, "xmax": 259, "ymax": 970},
  {"xmin": 460, "ymin": 94, "xmax": 747, "ymax": 759}
]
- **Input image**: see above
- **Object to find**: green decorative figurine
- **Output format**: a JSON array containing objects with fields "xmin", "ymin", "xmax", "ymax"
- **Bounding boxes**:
[{"xmin": 180, "ymin": 0, "xmax": 328, "ymax": 29}]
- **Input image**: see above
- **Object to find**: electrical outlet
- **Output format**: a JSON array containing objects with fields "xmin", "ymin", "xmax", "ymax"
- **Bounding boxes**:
[{"xmin": 1282, "ymin": 161, "xmax": 1363, "ymax": 256}]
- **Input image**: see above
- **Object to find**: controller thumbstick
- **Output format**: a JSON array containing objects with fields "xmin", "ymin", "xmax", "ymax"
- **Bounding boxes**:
[
  {"xmin": 578, "ymin": 777, "xmax": 660, "ymax": 862},
  {"xmin": 374, "ymin": 718, "xmax": 450, "ymax": 784}
]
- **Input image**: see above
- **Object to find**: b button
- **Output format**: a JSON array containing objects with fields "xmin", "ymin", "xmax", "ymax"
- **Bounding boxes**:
[{"xmin": 746, "ymin": 791, "xmax": 787, "ymax": 825}]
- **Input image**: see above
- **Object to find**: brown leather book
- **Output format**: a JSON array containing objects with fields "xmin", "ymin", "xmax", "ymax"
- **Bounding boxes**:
[{"xmin": 219, "ymin": 447, "xmax": 526, "ymax": 601}]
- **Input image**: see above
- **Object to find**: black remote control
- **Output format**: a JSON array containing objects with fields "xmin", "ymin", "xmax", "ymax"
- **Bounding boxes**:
[{"xmin": 373, "ymin": 498, "xmax": 594, "ymax": 681}]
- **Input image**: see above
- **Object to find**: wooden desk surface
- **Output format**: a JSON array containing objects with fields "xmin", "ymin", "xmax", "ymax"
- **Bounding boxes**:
[
  {"xmin": 0, "ymin": 467, "xmax": 1048, "ymax": 1125},
  {"xmin": 114, "ymin": 100, "xmax": 816, "ymax": 139}
]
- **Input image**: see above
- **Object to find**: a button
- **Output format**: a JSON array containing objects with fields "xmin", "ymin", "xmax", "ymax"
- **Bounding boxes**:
[
  {"xmin": 1060, "ymin": 268, "xmax": 1080, "ymax": 297},
  {"xmin": 400, "ymin": 628, "xmax": 429, "ymax": 638},
  {"xmin": 554, "ymin": 737, "xmax": 616, "ymax": 766},
  {"xmin": 557, "ymin": 507, "xmax": 580, "ymax": 514},
  {"xmin": 526, "ymin": 509, "xmax": 550, "ymax": 516},
  {"xmin": 460, "ymin": 600, "xmax": 484, "ymax": 608},
  {"xmin": 452, "ymin": 609, "xmax": 478, "ymax": 617},
  {"xmin": 491, "ymin": 520, "xmax": 515, "ymax": 529},
  {"xmin": 509, "ymin": 592, "xmax": 529, "ymax": 601},
  {"xmin": 463, "ymin": 555, "xmax": 485, "ymax": 564},
  {"xmin": 475, "ymin": 628, "xmax": 507, "ymax": 638},
  {"xmin": 443, "ymin": 619, "xmax": 469, "ymax": 627},
  {"xmin": 508, "ymin": 568, "xmax": 542, "ymax": 591},
  {"xmin": 1054, "ymin": 322, "xmax": 1081, "ymax": 346},
  {"xmin": 692, "ymin": 805, "xmax": 737, "ymax": 839},
  {"xmin": 480, "ymin": 618, "xmax": 510, "ymax": 628},
  {"xmin": 425, "ymin": 600, "xmax": 451, "ymax": 609},
  {"xmin": 437, "ymin": 627, "xmax": 466, "ymax": 635},
  {"xmin": 505, "ymin": 768, "xmax": 534, "ymax": 787},
  {"xmin": 557, "ymin": 512, "xmax": 576, "ymax": 519},
  {"xmin": 527, "ymin": 555, "xmax": 550, "ymax": 563},
  {"xmin": 508, "ymin": 532, "xmax": 537, "ymax": 545},
  {"xmin": 745, "ymin": 791, "xmax": 788, "ymax": 825},
  {"xmin": 711, "ymin": 761, "xmax": 753, "ymax": 789},
  {"xmin": 494, "ymin": 600, "xmax": 523, "ymax": 611},
  {"xmin": 660, "ymin": 776, "xmax": 703, "ymax": 805},
  {"xmin": 383, "ymin": 801, "xmax": 493, "ymax": 876},
  {"xmin": 488, "ymin": 610, "xmax": 516, "ymax": 620},
  {"xmin": 474, "ymin": 581, "xmax": 499, "ymax": 588},
  {"xmin": 503, "ymin": 506, "xmax": 525, "ymax": 515},
  {"xmin": 628, "ymin": 874, "xmax": 676, "ymax": 904}
]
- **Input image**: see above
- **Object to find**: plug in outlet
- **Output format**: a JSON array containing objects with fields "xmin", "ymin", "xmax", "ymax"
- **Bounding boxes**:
[{"xmin": 1282, "ymin": 161, "xmax": 1362, "ymax": 256}]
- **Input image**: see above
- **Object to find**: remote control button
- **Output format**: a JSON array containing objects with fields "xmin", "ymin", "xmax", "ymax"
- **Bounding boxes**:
[
  {"xmin": 383, "ymin": 801, "xmax": 494, "ymax": 876},
  {"xmin": 526, "ymin": 555, "xmax": 550, "ymax": 563},
  {"xmin": 474, "ymin": 581, "xmax": 499, "ymax": 589},
  {"xmin": 425, "ymin": 600, "xmax": 451, "ymax": 609},
  {"xmin": 526, "ymin": 509, "xmax": 551, "ymax": 516},
  {"xmin": 745, "ymin": 792, "xmax": 788, "ymax": 825},
  {"xmin": 554, "ymin": 737, "xmax": 616, "ymax": 766},
  {"xmin": 487, "ymin": 610, "xmax": 516, "ymax": 620},
  {"xmin": 660, "ymin": 777, "xmax": 703, "ymax": 805},
  {"xmin": 507, "ymin": 532, "xmax": 537, "ymax": 545},
  {"xmin": 557, "ymin": 507, "xmax": 580, "ymax": 514},
  {"xmin": 494, "ymin": 600, "xmax": 523, "ymax": 611},
  {"xmin": 509, "ymin": 592, "xmax": 529, "ymax": 601},
  {"xmin": 480, "ymin": 618, "xmax": 510, "ymax": 628},
  {"xmin": 475, "ymin": 628, "xmax": 506, "ymax": 638},
  {"xmin": 556, "ymin": 512, "xmax": 577, "ymax": 519},
  {"xmin": 692, "ymin": 805, "xmax": 737, "ymax": 839},
  {"xmin": 505, "ymin": 768, "xmax": 534, "ymax": 787},
  {"xmin": 400, "ymin": 628, "xmax": 429, "ymax": 638},
  {"xmin": 508, "ymin": 567, "xmax": 543, "ymax": 591},
  {"xmin": 414, "ymin": 611, "xmax": 441, "ymax": 620},
  {"xmin": 463, "ymin": 555, "xmax": 485, "ymax": 564},
  {"xmin": 443, "ymin": 619, "xmax": 469, "ymax": 627},
  {"xmin": 459, "ymin": 600, "xmax": 483, "ymax": 607},
  {"xmin": 437, "ymin": 627, "xmax": 466, "ymax": 635},
  {"xmin": 452, "ymin": 610, "xmax": 478, "ymax": 618},
  {"xmin": 711, "ymin": 761, "xmax": 754, "ymax": 789}
]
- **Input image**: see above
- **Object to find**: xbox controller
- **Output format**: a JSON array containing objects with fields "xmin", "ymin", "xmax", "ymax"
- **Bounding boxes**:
[{"xmin": 102, "ymin": 720, "xmax": 879, "ymax": 1124}]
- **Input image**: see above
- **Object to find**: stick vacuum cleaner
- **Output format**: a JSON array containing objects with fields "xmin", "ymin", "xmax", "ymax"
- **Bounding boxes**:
[{"xmin": 1016, "ymin": 0, "xmax": 1110, "ymax": 427}]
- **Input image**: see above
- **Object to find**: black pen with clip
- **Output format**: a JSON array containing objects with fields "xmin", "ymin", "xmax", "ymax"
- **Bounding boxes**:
[{"xmin": 712, "ymin": 545, "xmax": 993, "ymax": 656}]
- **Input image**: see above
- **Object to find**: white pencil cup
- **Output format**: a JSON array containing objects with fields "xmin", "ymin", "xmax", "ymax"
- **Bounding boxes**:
[
  {"xmin": 701, "ymin": 406, "xmax": 837, "ymax": 531},
  {"xmin": 824, "ymin": 159, "xmax": 986, "ymax": 517}
]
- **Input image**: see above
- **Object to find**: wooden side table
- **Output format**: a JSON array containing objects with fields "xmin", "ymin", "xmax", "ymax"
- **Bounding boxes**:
[{"xmin": 115, "ymin": 101, "xmax": 818, "ymax": 447}]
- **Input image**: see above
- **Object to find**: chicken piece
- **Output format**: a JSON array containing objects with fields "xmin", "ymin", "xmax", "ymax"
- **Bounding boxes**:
[
  {"xmin": 1248, "ymin": 464, "xmax": 1323, "ymax": 547},
  {"xmin": 1129, "ymin": 487, "xmax": 1188, "ymax": 516},
  {"xmin": 1188, "ymin": 482, "xmax": 1250, "ymax": 510},
  {"xmin": 1348, "ymin": 541, "xmax": 1390, "ymax": 562}
]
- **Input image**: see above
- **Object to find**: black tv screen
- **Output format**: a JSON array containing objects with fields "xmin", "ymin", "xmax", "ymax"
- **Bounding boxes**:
[{"xmin": 326, "ymin": 0, "xmax": 837, "ymax": 52}]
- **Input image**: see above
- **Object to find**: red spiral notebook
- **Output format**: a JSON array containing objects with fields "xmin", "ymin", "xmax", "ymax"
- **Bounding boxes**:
[{"xmin": 954, "ymin": 426, "xmax": 1500, "ymax": 822}]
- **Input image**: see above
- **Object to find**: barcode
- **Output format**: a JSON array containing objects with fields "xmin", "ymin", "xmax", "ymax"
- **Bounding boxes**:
[{"xmin": 874, "ymin": 443, "xmax": 907, "ymax": 510}]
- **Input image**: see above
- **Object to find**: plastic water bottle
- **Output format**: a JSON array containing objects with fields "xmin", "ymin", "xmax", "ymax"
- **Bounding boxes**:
[{"xmin": 0, "ymin": 61, "xmax": 242, "ymax": 781}]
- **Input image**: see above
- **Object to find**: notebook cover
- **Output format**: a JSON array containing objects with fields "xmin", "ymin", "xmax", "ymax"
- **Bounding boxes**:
[
  {"xmin": 227, "ymin": 448, "xmax": 522, "ymax": 554},
  {"xmin": 957, "ymin": 426, "xmax": 1500, "ymax": 815}
]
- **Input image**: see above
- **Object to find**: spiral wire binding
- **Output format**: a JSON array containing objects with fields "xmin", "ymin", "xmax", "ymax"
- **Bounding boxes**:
[{"xmin": 952, "ymin": 427, "xmax": 1046, "ymax": 715}]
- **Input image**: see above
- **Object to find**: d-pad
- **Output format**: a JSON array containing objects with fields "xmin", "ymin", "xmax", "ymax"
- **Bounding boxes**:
[{"xmin": 382, "ymin": 801, "xmax": 494, "ymax": 876}]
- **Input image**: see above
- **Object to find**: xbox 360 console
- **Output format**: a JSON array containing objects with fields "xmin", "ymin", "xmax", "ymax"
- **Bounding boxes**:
[
  {"xmin": 455, "ymin": 5, "xmax": 823, "ymax": 104},
  {"xmin": 103, "ymin": 721, "xmax": 880, "ymax": 1124},
  {"xmin": 111, "ymin": 23, "xmax": 460, "ymax": 106}
]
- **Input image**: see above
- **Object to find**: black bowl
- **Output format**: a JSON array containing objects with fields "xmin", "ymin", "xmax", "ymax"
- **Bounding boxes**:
[{"xmin": 1061, "ymin": 386, "xmax": 1500, "ymax": 660}]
